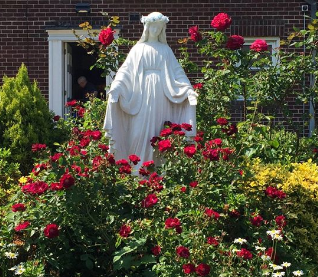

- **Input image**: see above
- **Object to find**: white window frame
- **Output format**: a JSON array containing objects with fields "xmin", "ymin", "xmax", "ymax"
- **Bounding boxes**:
[{"xmin": 46, "ymin": 29, "xmax": 119, "ymax": 117}]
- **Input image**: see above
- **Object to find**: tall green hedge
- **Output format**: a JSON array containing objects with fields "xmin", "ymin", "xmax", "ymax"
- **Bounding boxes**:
[{"xmin": 0, "ymin": 64, "xmax": 55, "ymax": 173}]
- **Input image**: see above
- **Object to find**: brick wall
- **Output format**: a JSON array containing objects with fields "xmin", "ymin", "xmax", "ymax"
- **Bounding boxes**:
[{"xmin": 0, "ymin": 0, "xmax": 313, "ymax": 132}]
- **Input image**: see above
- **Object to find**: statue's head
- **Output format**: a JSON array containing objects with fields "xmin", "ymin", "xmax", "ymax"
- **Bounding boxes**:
[{"xmin": 139, "ymin": 12, "xmax": 168, "ymax": 44}]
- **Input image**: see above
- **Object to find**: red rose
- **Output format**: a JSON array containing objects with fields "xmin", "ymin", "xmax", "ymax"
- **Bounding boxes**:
[
  {"xmin": 176, "ymin": 246, "xmax": 190, "ymax": 258},
  {"xmin": 59, "ymin": 173, "xmax": 75, "ymax": 189},
  {"xmin": 207, "ymin": 236, "xmax": 219, "ymax": 246},
  {"xmin": 195, "ymin": 263, "xmax": 210, "ymax": 276},
  {"xmin": 129, "ymin": 154, "xmax": 141, "ymax": 165},
  {"xmin": 53, "ymin": 115, "xmax": 61, "ymax": 121},
  {"xmin": 193, "ymin": 83, "xmax": 203, "ymax": 90},
  {"xmin": 77, "ymin": 107, "xmax": 86, "ymax": 118},
  {"xmin": 205, "ymin": 208, "xmax": 220, "ymax": 220},
  {"xmin": 141, "ymin": 194, "xmax": 158, "ymax": 208},
  {"xmin": 188, "ymin": 25, "xmax": 202, "ymax": 42},
  {"xmin": 152, "ymin": 245, "xmax": 161, "ymax": 256},
  {"xmin": 223, "ymin": 123, "xmax": 238, "ymax": 136},
  {"xmin": 211, "ymin": 13, "xmax": 232, "ymax": 31},
  {"xmin": 176, "ymin": 225, "xmax": 183, "ymax": 234},
  {"xmin": 22, "ymin": 181, "xmax": 49, "ymax": 195},
  {"xmin": 98, "ymin": 144, "xmax": 109, "ymax": 152},
  {"xmin": 68, "ymin": 145, "xmax": 80, "ymax": 156},
  {"xmin": 119, "ymin": 165, "xmax": 132, "ymax": 174},
  {"xmin": 275, "ymin": 215, "xmax": 287, "ymax": 227},
  {"xmin": 181, "ymin": 123, "xmax": 192, "ymax": 131},
  {"xmin": 12, "ymin": 203, "xmax": 26, "ymax": 212},
  {"xmin": 139, "ymin": 168, "xmax": 151, "ymax": 176},
  {"xmin": 119, "ymin": 224, "xmax": 131, "ymax": 237},
  {"xmin": 184, "ymin": 145, "xmax": 196, "ymax": 157},
  {"xmin": 182, "ymin": 263, "xmax": 195, "ymax": 274},
  {"xmin": 80, "ymin": 138, "xmax": 90, "ymax": 148},
  {"xmin": 31, "ymin": 143, "xmax": 47, "ymax": 152},
  {"xmin": 150, "ymin": 136, "xmax": 160, "ymax": 147},
  {"xmin": 65, "ymin": 99, "xmax": 77, "ymax": 107},
  {"xmin": 189, "ymin": 181, "xmax": 198, "ymax": 188},
  {"xmin": 229, "ymin": 210, "xmax": 241, "ymax": 218},
  {"xmin": 180, "ymin": 186, "xmax": 187, "ymax": 192},
  {"xmin": 50, "ymin": 182, "xmax": 64, "ymax": 191},
  {"xmin": 165, "ymin": 217, "xmax": 181, "ymax": 229},
  {"xmin": 250, "ymin": 39, "xmax": 268, "ymax": 52},
  {"xmin": 250, "ymin": 214, "xmax": 263, "ymax": 227},
  {"xmin": 142, "ymin": 160, "xmax": 155, "ymax": 167},
  {"xmin": 44, "ymin": 223, "xmax": 59, "ymax": 238},
  {"xmin": 160, "ymin": 128, "xmax": 173, "ymax": 137},
  {"xmin": 91, "ymin": 130, "xmax": 102, "ymax": 140},
  {"xmin": 216, "ymin": 117, "xmax": 228, "ymax": 126},
  {"xmin": 237, "ymin": 248, "xmax": 253, "ymax": 259},
  {"xmin": 50, "ymin": 153, "xmax": 63, "ymax": 162},
  {"xmin": 226, "ymin": 35, "xmax": 245, "ymax": 50},
  {"xmin": 116, "ymin": 159, "xmax": 129, "ymax": 166},
  {"xmin": 158, "ymin": 140, "xmax": 172, "ymax": 152},
  {"xmin": 99, "ymin": 27, "xmax": 115, "ymax": 46},
  {"xmin": 15, "ymin": 221, "xmax": 30, "ymax": 232},
  {"xmin": 170, "ymin": 123, "xmax": 182, "ymax": 131}
]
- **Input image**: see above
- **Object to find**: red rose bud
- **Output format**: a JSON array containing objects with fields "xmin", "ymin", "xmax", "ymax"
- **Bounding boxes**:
[
  {"xmin": 65, "ymin": 99, "xmax": 77, "ymax": 107},
  {"xmin": 188, "ymin": 25, "xmax": 202, "ymax": 42},
  {"xmin": 151, "ymin": 245, "xmax": 161, "ymax": 256},
  {"xmin": 211, "ymin": 13, "xmax": 232, "ymax": 31},
  {"xmin": 44, "ymin": 223, "xmax": 59, "ymax": 238},
  {"xmin": 98, "ymin": 27, "xmax": 115, "ymax": 46},
  {"xmin": 226, "ymin": 35, "xmax": 245, "ymax": 50},
  {"xmin": 250, "ymin": 39, "xmax": 268, "ymax": 52},
  {"xmin": 119, "ymin": 224, "xmax": 131, "ymax": 237},
  {"xmin": 189, "ymin": 181, "xmax": 198, "ymax": 188}
]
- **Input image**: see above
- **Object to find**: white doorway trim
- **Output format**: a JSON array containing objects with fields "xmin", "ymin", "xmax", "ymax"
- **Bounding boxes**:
[{"xmin": 46, "ymin": 29, "xmax": 119, "ymax": 116}]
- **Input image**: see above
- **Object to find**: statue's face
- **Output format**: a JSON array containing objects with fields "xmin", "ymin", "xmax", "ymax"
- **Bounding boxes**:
[{"xmin": 148, "ymin": 22, "xmax": 163, "ymax": 39}]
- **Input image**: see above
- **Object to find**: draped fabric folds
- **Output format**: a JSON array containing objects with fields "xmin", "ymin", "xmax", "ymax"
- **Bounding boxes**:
[{"xmin": 103, "ymin": 42, "xmax": 197, "ymax": 169}]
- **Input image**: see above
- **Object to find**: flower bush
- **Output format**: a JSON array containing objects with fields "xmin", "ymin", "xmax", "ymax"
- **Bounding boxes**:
[{"xmin": 1, "ymin": 11, "xmax": 318, "ymax": 277}]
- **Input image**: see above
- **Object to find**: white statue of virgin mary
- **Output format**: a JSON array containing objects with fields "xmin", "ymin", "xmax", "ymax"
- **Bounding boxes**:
[{"xmin": 103, "ymin": 12, "xmax": 197, "ymax": 170}]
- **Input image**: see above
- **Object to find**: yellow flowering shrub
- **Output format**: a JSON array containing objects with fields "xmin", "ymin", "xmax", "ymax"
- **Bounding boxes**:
[{"xmin": 244, "ymin": 159, "xmax": 318, "ymax": 262}]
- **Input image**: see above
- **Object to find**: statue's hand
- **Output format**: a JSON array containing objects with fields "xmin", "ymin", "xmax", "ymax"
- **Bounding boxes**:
[
  {"xmin": 107, "ymin": 89, "xmax": 120, "ymax": 103},
  {"xmin": 187, "ymin": 90, "xmax": 198, "ymax": 105}
]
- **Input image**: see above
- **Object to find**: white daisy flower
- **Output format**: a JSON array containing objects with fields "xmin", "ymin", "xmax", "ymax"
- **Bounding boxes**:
[
  {"xmin": 272, "ymin": 272, "xmax": 285, "ymax": 277},
  {"xmin": 9, "ymin": 266, "xmax": 17, "ymax": 271},
  {"xmin": 4, "ymin": 252, "xmax": 18, "ymax": 259},
  {"xmin": 269, "ymin": 264, "xmax": 283, "ymax": 271},
  {"xmin": 293, "ymin": 270, "xmax": 304, "ymax": 276},
  {"xmin": 234, "ymin": 238, "xmax": 247, "ymax": 244},
  {"xmin": 261, "ymin": 255, "xmax": 271, "ymax": 261},
  {"xmin": 281, "ymin": 262, "xmax": 291, "ymax": 268},
  {"xmin": 262, "ymin": 271, "xmax": 271, "ymax": 276},
  {"xmin": 15, "ymin": 268, "xmax": 26, "ymax": 275},
  {"xmin": 255, "ymin": 246, "xmax": 266, "ymax": 251}
]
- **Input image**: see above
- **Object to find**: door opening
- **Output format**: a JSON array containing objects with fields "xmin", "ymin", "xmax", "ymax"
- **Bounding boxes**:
[{"xmin": 65, "ymin": 42, "xmax": 106, "ymax": 103}]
